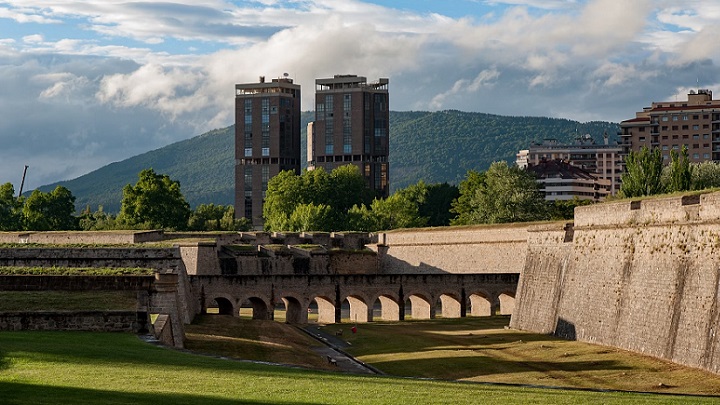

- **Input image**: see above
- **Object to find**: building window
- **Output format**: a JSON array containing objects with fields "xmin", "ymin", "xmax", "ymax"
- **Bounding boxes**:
[
  {"xmin": 325, "ymin": 117, "xmax": 334, "ymax": 155},
  {"xmin": 662, "ymin": 116, "xmax": 669, "ymax": 122},
  {"xmin": 704, "ymin": 134, "xmax": 710, "ymax": 139},
  {"xmin": 639, "ymin": 137, "xmax": 646, "ymax": 141},
  {"xmin": 672, "ymin": 145, "xmax": 679, "ymax": 150},
  {"xmin": 704, "ymin": 153, "xmax": 710, "ymax": 159},
  {"xmin": 662, "ymin": 145, "xmax": 668, "ymax": 150},
  {"xmin": 693, "ymin": 125, "xmax": 700, "ymax": 130},
  {"xmin": 693, "ymin": 134, "xmax": 700, "ymax": 139},
  {"xmin": 693, "ymin": 153, "xmax": 700, "ymax": 159},
  {"xmin": 340, "ymin": 94, "xmax": 351, "ymax": 154},
  {"xmin": 672, "ymin": 116, "xmax": 678, "ymax": 121},
  {"xmin": 683, "ymin": 115, "xmax": 688, "ymax": 120}
]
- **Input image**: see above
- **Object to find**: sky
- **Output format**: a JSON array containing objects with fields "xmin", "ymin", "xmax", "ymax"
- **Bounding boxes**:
[{"xmin": 1, "ymin": 0, "xmax": 720, "ymax": 190}]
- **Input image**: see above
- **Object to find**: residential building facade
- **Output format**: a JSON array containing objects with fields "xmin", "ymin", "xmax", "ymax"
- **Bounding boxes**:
[
  {"xmin": 307, "ymin": 75, "xmax": 390, "ymax": 197},
  {"xmin": 517, "ymin": 134, "xmax": 623, "ymax": 196},
  {"xmin": 234, "ymin": 76, "xmax": 301, "ymax": 228},
  {"xmin": 620, "ymin": 89, "xmax": 720, "ymax": 163},
  {"xmin": 526, "ymin": 159, "xmax": 611, "ymax": 201}
]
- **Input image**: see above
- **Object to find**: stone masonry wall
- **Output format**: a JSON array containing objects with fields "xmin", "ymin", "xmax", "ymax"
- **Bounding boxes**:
[
  {"xmin": 0, "ymin": 311, "xmax": 142, "ymax": 332},
  {"xmin": 511, "ymin": 192, "xmax": 720, "ymax": 374},
  {"xmin": 373, "ymin": 225, "xmax": 529, "ymax": 274}
]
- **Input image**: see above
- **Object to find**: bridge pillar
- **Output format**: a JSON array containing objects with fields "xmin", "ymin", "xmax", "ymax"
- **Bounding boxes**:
[{"xmin": 460, "ymin": 288, "xmax": 467, "ymax": 318}]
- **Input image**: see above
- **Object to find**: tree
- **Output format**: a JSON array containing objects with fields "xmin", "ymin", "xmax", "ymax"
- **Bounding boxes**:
[
  {"xmin": 287, "ymin": 203, "xmax": 334, "ymax": 232},
  {"xmin": 118, "ymin": 169, "xmax": 191, "ymax": 230},
  {"xmin": 691, "ymin": 161, "xmax": 720, "ymax": 191},
  {"xmin": 78, "ymin": 205, "xmax": 117, "ymax": 231},
  {"xmin": 450, "ymin": 170, "xmax": 486, "ymax": 225},
  {"xmin": 23, "ymin": 186, "xmax": 77, "ymax": 231},
  {"xmin": 666, "ymin": 145, "xmax": 692, "ymax": 193},
  {"xmin": 548, "ymin": 197, "xmax": 593, "ymax": 220},
  {"xmin": 419, "ymin": 182, "xmax": 459, "ymax": 227},
  {"xmin": 0, "ymin": 183, "xmax": 22, "ymax": 231},
  {"xmin": 451, "ymin": 162, "xmax": 547, "ymax": 224},
  {"xmin": 189, "ymin": 204, "xmax": 251, "ymax": 231},
  {"xmin": 620, "ymin": 146, "xmax": 663, "ymax": 198},
  {"xmin": 263, "ymin": 165, "xmax": 374, "ymax": 232}
]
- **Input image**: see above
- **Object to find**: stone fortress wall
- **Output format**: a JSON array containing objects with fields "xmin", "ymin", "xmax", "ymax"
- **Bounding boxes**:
[
  {"xmin": 511, "ymin": 192, "xmax": 720, "ymax": 375},
  {"xmin": 5, "ymin": 191, "xmax": 720, "ymax": 375},
  {"xmin": 372, "ymin": 225, "xmax": 529, "ymax": 274}
]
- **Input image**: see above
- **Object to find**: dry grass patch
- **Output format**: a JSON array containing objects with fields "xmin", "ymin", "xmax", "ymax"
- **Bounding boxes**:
[{"xmin": 324, "ymin": 317, "xmax": 720, "ymax": 396}]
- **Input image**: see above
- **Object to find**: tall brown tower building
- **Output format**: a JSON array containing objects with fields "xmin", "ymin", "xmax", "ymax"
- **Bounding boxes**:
[
  {"xmin": 235, "ymin": 76, "xmax": 301, "ymax": 228},
  {"xmin": 307, "ymin": 75, "xmax": 389, "ymax": 197},
  {"xmin": 620, "ymin": 89, "xmax": 720, "ymax": 163}
]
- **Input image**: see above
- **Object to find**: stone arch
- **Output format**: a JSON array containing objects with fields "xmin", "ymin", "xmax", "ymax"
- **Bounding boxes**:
[
  {"xmin": 371, "ymin": 294, "xmax": 400, "ymax": 321},
  {"xmin": 238, "ymin": 296, "xmax": 272, "ymax": 320},
  {"xmin": 344, "ymin": 295, "xmax": 370, "ymax": 323},
  {"xmin": 405, "ymin": 292, "xmax": 432, "ymax": 320},
  {"xmin": 437, "ymin": 293, "xmax": 462, "ymax": 319},
  {"xmin": 311, "ymin": 295, "xmax": 336, "ymax": 324},
  {"xmin": 208, "ymin": 296, "xmax": 234, "ymax": 315},
  {"xmin": 468, "ymin": 291, "xmax": 493, "ymax": 317},
  {"xmin": 498, "ymin": 291, "xmax": 515, "ymax": 315},
  {"xmin": 280, "ymin": 296, "xmax": 307, "ymax": 324}
]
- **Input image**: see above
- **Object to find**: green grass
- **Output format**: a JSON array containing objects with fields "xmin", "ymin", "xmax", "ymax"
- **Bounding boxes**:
[
  {"xmin": 0, "ymin": 266, "xmax": 155, "ymax": 276},
  {"xmin": 0, "ymin": 291, "xmax": 138, "ymax": 311},
  {"xmin": 322, "ymin": 317, "xmax": 720, "ymax": 396},
  {"xmin": 0, "ymin": 331, "xmax": 715, "ymax": 405}
]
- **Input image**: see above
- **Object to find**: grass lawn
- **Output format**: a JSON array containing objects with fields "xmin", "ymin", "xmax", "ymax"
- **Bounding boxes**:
[
  {"xmin": 320, "ymin": 316, "xmax": 720, "ymax": 396},
  {"xmin": 0, "ymin": 331, "xmax": 716, "ymax": 405}
]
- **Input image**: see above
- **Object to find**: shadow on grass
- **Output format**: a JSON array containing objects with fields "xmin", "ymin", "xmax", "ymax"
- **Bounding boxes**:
[
  {"xmin": 0, "ymin": 331, "xmax": 317, "ymax": 378},
  {"xmin": 0, "ymin": 381, "xmax": 323, "ymax": 405}
]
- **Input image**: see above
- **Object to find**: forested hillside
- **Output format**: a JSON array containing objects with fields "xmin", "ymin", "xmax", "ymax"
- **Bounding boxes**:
[{"xmin": 38, "ymin": 111, "xmax": 619, "ymax": 212}]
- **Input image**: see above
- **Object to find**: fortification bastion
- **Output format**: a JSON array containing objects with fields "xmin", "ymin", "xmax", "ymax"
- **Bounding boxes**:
[{"xmin": 511, "ymin": 191, "xmax": 720, "ymax": 375}]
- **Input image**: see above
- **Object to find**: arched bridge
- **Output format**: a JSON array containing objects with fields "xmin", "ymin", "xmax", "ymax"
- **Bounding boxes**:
[{"xmin": 190, "ymin": 273, "xmax": 518, "ymax": 324}]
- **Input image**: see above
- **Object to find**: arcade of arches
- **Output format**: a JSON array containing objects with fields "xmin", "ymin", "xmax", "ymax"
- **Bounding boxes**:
[{"xmin": 206, "ymin": 289, "xmax": 515, "ymax": 324}]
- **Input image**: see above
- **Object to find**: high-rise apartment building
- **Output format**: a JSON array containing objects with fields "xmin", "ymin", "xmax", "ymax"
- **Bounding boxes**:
[
  {"xmin": 517, "ymin": 135, "xmax": 623, "ymax": 196},
  {"xmin": 234, "ymin": 76, "xmax": 301, "ymax": 228},
  {"xmin": 620, "ymin": 89, "xmax": 720, "ymax": 163},
  {"xmin": 307, "ymin": 75, "xmax": 390, "ymax": 197}
]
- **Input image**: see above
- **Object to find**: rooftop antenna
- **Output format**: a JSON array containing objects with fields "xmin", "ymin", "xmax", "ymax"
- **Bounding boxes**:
[{"xmin": 18, "ymin": 165, "xmax": 28, "ymax": 197}]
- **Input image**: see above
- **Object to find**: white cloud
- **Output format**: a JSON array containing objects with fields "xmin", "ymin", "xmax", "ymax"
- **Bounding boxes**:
[{"xmin": 1, "ymin": 0, "xmax": 720, "ymax": 190}]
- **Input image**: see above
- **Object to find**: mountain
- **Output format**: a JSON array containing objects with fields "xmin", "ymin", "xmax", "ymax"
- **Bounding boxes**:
[{"xmin": 39, "ymin": 110, "xmax": 619, "ymax": 212}]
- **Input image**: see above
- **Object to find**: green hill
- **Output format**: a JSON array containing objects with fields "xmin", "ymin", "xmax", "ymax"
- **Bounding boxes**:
[{"xmin": 39, "ymin": 110, "xmax": 619, "ymax": 212}]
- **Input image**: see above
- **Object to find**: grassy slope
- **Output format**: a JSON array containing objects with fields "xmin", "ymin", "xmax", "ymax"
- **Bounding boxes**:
[
  {"xmin": 0, "ymin": 331, "xmax": 713, "ymax": 405},
  {"xmin": 37, "ymin": 111, "xmax": 618, "ymax": 212},
  {"xmin": 325, "ymin": 317, "xmax": 720, "ymax": 396}
]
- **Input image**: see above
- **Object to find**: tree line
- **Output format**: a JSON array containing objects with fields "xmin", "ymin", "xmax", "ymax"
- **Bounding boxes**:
[
  {"xmin": 0, "ymin": 169, "xmax": 249, "ymax": 232},
  {"xmin": 618, "ymin": 146, "xmax": 720, "ymax": 197},
  {"xmin": 6, "ymin": 152, "xmax": 720, "ymax": 233}
]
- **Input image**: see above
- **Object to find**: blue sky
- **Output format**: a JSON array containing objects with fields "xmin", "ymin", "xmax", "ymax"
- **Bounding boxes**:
[{"xmin": 1, "ymin": 0, "xmax": 719, "ymax": 190}]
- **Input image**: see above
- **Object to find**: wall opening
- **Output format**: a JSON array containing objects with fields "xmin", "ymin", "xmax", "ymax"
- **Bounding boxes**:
[
  {"xmin": 468, "ymin": 293, "xmax": 492, "ymax": 317},
  {"xmin": 437, "ymin": 293, "xmax": 462, "ymax": 318},
  {"xmin": 405, "ymin": 294, "xmax": 431, "ymax": 320},
  {"xmin": 344, "ymin": 295, "xmax": 369, "ymax": 323},
  {"xmin": 498, "ymin": 292, "xmax": 515, "ymax": 315},
  {"xmin": 372, "ymin": 295, "xmax": 400, "ymax": 321},
  {"xmin": 239, "ymin": 297, "xmax": 270, "ymax": 320},
  {"xmin": 208, "ymin": 297, "xmax": 233, "ymax": 315},
  {"xmin": 311, "ymin": 296, "xmax": 335, "ymax": 324},
  {"xmin": 279, "ymin": 296, "xmax": 306, "ymax": 324}
]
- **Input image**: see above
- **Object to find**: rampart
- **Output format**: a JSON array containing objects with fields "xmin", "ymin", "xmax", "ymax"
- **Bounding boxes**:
[
  {"xmin": 511, "ymin": 192, "xmax": 720, "ymax": 375},
  {"xmin": 373, "ymin": 225, "xmax": 529, "ymax": 274}
]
